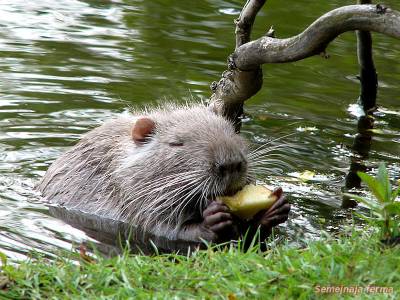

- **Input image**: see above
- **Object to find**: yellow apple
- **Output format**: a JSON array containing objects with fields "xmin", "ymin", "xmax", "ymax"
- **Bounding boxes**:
[{"xmin": 217, "ymin": 184, "xmax": 278, "ymax": 220}]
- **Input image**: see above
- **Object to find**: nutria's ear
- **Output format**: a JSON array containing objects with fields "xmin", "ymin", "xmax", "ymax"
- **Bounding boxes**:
[{"xmin": 132, "ymin": 117, "xmax": 155, "ymax": 145}]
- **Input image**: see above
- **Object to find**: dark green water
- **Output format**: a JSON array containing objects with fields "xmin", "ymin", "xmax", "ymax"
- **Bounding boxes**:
[{"xmin": 0, "ymin": 0, "xmax": 399, "ymax": 259}]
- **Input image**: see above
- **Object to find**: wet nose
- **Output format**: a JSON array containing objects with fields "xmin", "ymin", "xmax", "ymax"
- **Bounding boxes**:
[{"xmin": 217, "ymin": 161, "xmax": 245, "ymax": 177}]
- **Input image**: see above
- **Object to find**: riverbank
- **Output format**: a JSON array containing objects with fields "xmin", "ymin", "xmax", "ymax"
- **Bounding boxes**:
[{"xmin": 1, "ymin": 229, "xmax": 399, "ymax": 299}]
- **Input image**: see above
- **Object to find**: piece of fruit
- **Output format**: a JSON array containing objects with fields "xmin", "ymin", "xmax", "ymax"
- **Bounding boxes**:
[{"xmin": 217, "ymin": 184, "xmax": 278, "ymax": 220}]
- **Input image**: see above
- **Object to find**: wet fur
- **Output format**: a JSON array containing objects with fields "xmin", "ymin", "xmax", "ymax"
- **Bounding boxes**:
[{"xmin": 39, "ymin": 104, "xmax": 252, "ymax": 239}]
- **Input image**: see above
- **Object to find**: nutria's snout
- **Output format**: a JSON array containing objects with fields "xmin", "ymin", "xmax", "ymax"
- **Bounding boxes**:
[
  {"xmin": 216, "ymin": 161, "xmax": 246, "ymax": 178},
  {"xmin": 213, "ymin": 155, "xmax": 248, "ymax": 197}
]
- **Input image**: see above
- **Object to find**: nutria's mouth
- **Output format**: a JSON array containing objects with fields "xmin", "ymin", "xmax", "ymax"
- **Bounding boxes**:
[
  {"xmin": 222, "ymin": 186, "xmax": 243, "ymax": 197},
  {"xmin": 193, "ymin": 182, "xmax": 246, "ymax": 204},
  {"xmin": 212, "ymin": 184, "xmax": 246, "ymax": 199}
]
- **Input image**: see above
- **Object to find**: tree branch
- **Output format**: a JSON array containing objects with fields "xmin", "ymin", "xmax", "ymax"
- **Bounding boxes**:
[
  {"xmin": 356, "ymin": 0, "xmax": 378, "ymax": 111},
  {"xmin": 209, "ymin": 3, "xmax": 400, "ymax": 126},
  {"xmin": 209, "ymin": 0, "xmax": 267, "ymax": 130},
  {"xmin": 235, "ymin": 0, "xmax": 266, "ymax": 48},
  {"xmin": 232, "ymin": 4, "xmax": 400, "ymax": 70}
]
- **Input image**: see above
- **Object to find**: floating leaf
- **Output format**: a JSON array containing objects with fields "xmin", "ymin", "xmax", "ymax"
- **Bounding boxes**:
[
  {"xmin": 298, "ymin": 170, "xmax": 315, "ymax": 182},
  {"xmin": 368, "ymin": 128, "xmax": 384, "ymax": 134}
]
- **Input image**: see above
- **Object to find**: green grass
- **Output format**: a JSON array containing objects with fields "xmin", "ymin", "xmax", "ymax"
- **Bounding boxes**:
[{"xmin": 1, "ymin": 229, "xmax": 400, "ymax": 299}]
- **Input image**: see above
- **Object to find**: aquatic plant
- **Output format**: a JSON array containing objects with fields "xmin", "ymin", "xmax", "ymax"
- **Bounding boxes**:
[{"xmin": 345, "ymin": 163, "xmax": 400, "ymax": 241}]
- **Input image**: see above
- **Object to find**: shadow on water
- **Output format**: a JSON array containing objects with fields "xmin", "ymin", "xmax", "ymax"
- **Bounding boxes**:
[{"xmin": 49, "ymin": 206, "xmax": 204, "ymax": 256}]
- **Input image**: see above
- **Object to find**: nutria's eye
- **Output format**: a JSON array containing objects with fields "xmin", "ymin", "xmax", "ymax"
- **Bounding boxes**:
[{"xmin": 169, "ymin": 142, "xmax": 184, "ymax": 147}]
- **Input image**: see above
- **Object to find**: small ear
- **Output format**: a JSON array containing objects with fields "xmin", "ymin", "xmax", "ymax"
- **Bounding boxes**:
[{"xmin": 132, "ymin": 117, "xmax": 155, "ymax": 145}]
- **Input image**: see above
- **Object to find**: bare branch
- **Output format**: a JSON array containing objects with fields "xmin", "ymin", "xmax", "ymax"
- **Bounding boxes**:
[
  {"xmin": 209, "ymin": 0, "xmax": 266, "ymax": 129},
  {"xmin": 235, "ymin": 0, "xmax": 266, "ymax": 48},
  {"xmin": 209, "ymin": 3, "xmax": 400, "ymax": 127},
  {"xmin": 232, "ymin": 4, "xmax": 400, "ymax": 70}
]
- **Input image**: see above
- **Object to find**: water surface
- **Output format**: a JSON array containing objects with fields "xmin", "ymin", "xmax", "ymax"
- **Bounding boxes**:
[{"xmin": 0, "ymin": 0, "xmax": 399, "ymax": 259}]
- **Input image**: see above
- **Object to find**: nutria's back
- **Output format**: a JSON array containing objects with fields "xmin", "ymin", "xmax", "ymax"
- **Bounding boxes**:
[{"xmin": 39, "ymin": 104, "xmax": 250, "ymax": 238}]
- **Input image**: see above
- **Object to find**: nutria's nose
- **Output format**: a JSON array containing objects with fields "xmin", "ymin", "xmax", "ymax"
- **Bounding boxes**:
[{"xmin": 217, "ymin": 161, "xmax": 245, "ymax": 177}]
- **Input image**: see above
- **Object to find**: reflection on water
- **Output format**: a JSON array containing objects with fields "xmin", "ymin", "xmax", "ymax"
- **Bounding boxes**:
[
  {"xmin": 0, "ymin": 0, "xmax": 399, "ymax": 259},
  {"xmin": 49, "ymin": 206, "xmax": 204, "ymax": 256}
]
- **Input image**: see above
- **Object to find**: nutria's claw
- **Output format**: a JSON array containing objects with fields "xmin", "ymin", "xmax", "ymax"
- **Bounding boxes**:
[
  {"xmin": 203, "ymin": 201, "xmax": 230, "ymax": 216},
  {"xmin": 202, "ymin": 202, "xmax": 232, "ymax": 230},
  {"xmin": 201, "ymin": 201, "xmax": 234, "ymax": 242},
  {"xmin": 253, "ymin": 189, "xmax": 291, "ymax": 230},
  {"xmin": 271, "ymin": 186, "xmax": 283, "ymax": 200},
  {"xmin": 260, "ymin": 209, "xmax": 290, "ymax": 228}
]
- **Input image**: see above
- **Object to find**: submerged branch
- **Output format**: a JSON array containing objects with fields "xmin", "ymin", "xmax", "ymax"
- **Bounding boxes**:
[{"xmin": 356, "ymin": 0, "xmax": 378, "ymax": 111}]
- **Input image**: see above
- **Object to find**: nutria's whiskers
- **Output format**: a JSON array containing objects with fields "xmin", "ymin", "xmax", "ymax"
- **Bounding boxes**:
[{"xmin": 39, "ymin": 104, "xmax": 278, "ymax": 240}]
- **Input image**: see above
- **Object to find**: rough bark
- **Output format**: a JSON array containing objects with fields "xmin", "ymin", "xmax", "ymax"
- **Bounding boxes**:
[
  {"xmin": 209, "ymin": 0, "xmax": 266, "ymax": 130},
  {"xmin": 232, "ymin": 4, "xmax": 400, "ymax": 69},
  {"xmin": 235, "ymin": 0, "xmax": 267, "ymax": 48},
  {"xmin": 209, "ymin": 3, "xmax": 400, "ymax": 124}
]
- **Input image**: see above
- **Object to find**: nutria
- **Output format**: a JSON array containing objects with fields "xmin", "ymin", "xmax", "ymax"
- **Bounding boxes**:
[{"xmin": 39, "ymin": 104, "xmax": 290, "ymax": 243}]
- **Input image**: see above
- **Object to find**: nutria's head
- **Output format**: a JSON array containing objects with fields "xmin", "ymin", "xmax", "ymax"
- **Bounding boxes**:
[
  {"xmin": 132, "ymin": 105, "xmax": 249, "ymax": 195},
  {"xmin": 118, "ymin": 105, "xmax": 250, "ymax": 227}
]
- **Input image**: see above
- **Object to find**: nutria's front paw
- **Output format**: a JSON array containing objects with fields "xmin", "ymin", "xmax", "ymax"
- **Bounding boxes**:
[
  {"xmin": 253, "ymin": 187, "xmax": 291, "ymax": 234},
  {"xmin": 200, "ymin": 201, "xmax": 234, "ymax": 242}
]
